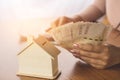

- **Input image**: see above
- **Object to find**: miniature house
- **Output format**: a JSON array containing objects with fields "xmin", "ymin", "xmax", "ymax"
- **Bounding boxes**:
[{"xmin": 17, "ymin": 36, "xmax": 61, "ymax": 79}]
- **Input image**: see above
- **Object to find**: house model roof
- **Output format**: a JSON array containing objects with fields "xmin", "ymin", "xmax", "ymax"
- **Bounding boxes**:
[{"xmin": 18, "ymin": 35, "xmax": 60, "ymax": 58}]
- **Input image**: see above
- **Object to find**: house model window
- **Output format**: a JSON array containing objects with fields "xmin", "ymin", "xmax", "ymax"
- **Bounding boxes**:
[{"xmin": 17, "ymin": 36, "xmax": 61, "ymax": 79}]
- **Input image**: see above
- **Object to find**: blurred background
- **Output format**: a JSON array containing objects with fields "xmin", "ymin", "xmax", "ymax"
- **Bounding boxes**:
[
  {"xmin": 0, "ymin": 0, "xmax": 93, "ymax": 80},
  {"xmin": 0, "ymin": 0, "xmax": 93, "ymax": 35}
]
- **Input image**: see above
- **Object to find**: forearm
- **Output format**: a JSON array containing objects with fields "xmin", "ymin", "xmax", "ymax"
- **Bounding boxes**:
[
  {"xmin": 72, "ymin": 0, "xmax": 105, "ymax": 22},
  {"xmin": 80, "ymin": 5, "xmax": 105, "ymax": 21},
  {"xmin": 72, "ymin": 5, "xmax": 105, "ymax": 22}
]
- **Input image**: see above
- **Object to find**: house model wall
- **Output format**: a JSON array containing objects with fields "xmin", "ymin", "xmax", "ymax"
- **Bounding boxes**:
[{"xmin": 17, "ymin": 36, "xmax": 61, "ymax": 79}]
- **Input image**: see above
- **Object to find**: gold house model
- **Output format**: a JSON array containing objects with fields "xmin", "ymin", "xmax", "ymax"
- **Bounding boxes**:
[{"xmin": 17, "ymin": 36, "xmax": 61, "ymax": 79}]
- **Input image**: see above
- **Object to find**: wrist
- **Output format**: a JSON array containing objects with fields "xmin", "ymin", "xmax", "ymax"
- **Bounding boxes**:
[
  {"xmin": 71, "ymin": 15, "xmax": 85, "ymax": 22},
  {"xmin": 107, "ymin": 29, "xmax": 120, "ymax": 47}
]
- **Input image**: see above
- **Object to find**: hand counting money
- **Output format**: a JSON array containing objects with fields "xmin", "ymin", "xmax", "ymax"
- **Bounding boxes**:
[{"xmin": 50, "ymin": 22, "xmax": 112, "ymax": 49}]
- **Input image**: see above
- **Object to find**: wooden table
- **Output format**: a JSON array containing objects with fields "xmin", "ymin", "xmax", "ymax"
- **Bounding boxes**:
[
  {"xmin": 0, "ymin": 20, "xmax": 120, "ymax": 80},
  {"xmin": 58, "ymin": 49, "xmax": 120, "ymax": 80},
  {"xmin": 18, "ymin": 46, "xmax": 120, "ymax": 80}
]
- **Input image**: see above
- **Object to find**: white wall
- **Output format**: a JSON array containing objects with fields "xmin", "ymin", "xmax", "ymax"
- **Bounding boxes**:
[
  {"xmin": 0, "ymin": 0, "xmax": 93, "ymax": 80},
  {"xmin": 0, "ymin": 0, "xmax": 93, "ymax": 35},
  {"xmin": 0, "ymin": 0, "xmax": 93, "ymax": 20}
]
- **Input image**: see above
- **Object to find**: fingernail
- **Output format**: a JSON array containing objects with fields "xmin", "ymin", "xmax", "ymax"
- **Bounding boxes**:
[
  {"xmin": 73, "ymin": 44, "xmax": 78, "ymax": 47},
  {"xmin": 70, "ymin": 50, "xmax": 74, "ymax": 52}
]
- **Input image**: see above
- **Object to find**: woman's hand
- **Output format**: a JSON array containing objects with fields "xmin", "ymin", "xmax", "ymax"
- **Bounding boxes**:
[
  {"xmin": 44, "ymin": 16, "xmax": 80, "ymax": 41},
  {"xmin": 70, "ymin": 44, "xmax": 120, "ymax": 69},
  {"xmin": 44, "ymin": 15, "xmax": 84, "ymax": 41},
  {"xmin": 46, "ymin": 16, "xmax": 74, "ymax": 32}
]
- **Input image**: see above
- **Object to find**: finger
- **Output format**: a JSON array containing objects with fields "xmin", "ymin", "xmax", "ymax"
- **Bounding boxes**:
[
  {"xmin": 70, "ymin": 50, "xmax": 80, "ymax": 56},
  {"xmin": 90, "ymin": 63, "xmax": 105, "ymax": 69},
  {"xmin": 73, "ymin": 44, "xmax": 81, "ymax": 49},
  {"xmin": 71, "ymin": 49, "xmax": 80, "ymax": 55},
  {"xmin": 80, "ymin": 56, "xmax": 106, "ymax": 66},
  {"xmin": 59, "ymin": 17, "xmax": 66, "ymax": 26},
  {"xmin": 72, "ymin": 48, "xmax": 103, "ymax": 60},
  {"xmin": 59, "ymin": 16, "xmax": 72, "ymax": 25},
  {"xmin": 79, "ymin": 43, "xmax": 104, "ymax": 53},
  {"xmin": 73, "ymin": 53, "xmax": 80, "ymax": 58},
  {"xmin": 93, "ymin": 45, "xmax": 103, "ymax": 52},
  {"xmin": 45, "ymin": 27, "xmax": 52, "ymax": 32},
  {"xmin": 80, "ymin": 44, "xmax": 94, "ymax": 51},
  {"xmin": 72, "ymin": 47, "xmax": 108, "ymax": 61},
  {"xmin": 73, "ymin": 43, "xmax": 93, "ymax": 51},
  {"xmin": 70, "ymin": 50, "xmax": 82, "ymax": 59},
  {"xmin": 46, "ymin": 19, "xmax": 60, "ymax": 32},
  {"xmin": 42, "ymin": 33, "xmax": 54, "ymax": 41},
  {"xmin": 79, "ymin": 49, "xmax": 102, "ymax": 59},
  {"xmin": 51, "ymin": 18, "xmax": 59, "ymax": 28},
  {"xmin": 100, "ymin": 45, "xmax": 109, "ymax": 56}
]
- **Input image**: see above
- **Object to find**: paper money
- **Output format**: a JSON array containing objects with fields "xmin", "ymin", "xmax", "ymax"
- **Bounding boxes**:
[{"xmin": 50, "ymin": 22, "xmax": 112, "ymax": 49}]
